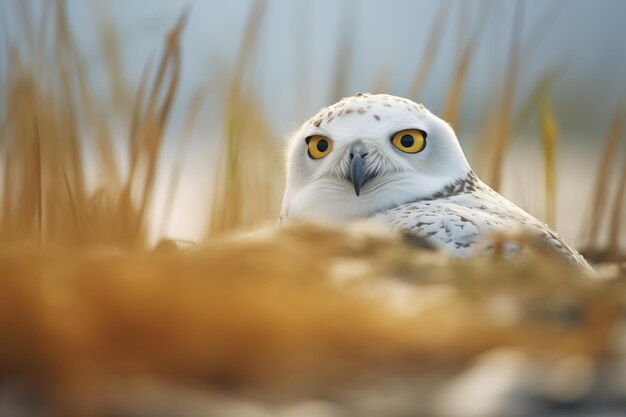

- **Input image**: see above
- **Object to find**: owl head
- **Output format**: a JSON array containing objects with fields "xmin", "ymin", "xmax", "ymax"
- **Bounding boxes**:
[{"xmin": 280, "ymin": 93, "xmax": 472, "ymax": 222}]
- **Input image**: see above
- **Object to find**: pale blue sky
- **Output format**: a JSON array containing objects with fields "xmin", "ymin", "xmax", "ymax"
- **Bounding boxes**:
[{"xmin": 3, "ymin": 0, "xmax": 626, "ymax": 136}]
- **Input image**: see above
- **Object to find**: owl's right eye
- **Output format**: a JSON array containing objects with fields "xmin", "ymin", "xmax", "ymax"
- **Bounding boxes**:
[{"xmin": 306, "ymin": 135, "xmax": 333, "ymax": 159}]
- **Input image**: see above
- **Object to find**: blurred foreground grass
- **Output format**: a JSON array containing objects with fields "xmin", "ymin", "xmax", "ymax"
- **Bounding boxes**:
[
  {"xmin": 1, "ymin": 2, "xmax": 626, "ymax": 416},
  {"xmin": 2, "ymin": 223, "xmax": 625, "ymax": 416}
]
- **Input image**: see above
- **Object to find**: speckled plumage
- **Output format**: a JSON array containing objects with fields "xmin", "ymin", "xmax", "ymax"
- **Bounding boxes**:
[
  {"xmin": 281, "ymin": 93, "xmax": 591, "ymax": 270},
  {"xmin": 371, "ymin": 171, "xmax": 590, "ymax": 267}
]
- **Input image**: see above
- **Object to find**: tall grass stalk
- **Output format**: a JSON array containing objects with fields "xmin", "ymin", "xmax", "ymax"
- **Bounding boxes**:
[
  {"xmin": 485, "ymin": 1, "xmax": 524, "ymax": 191},
  {"xmin": 442, "ymin": 1, "xmax": 489, "ymax": 126},
  {"xmin": 207, "ymin": 0, "xmax": 282, "ymax": 237},
  {"xmin": 407, "ymin": 0, "xmax": 450, "ymax": 99},
  {"xmin": 584, "ymin": 107, "xmax": 623, "ymax": 250},
  {"xmin": 539, "ymin": 94, "xmax": 559, "ymax": 228},
  {"xmin": 0, "ymin": 1, "xmax": 187, "ymax": 248},
  {"xmin": 607, "ymin": 151, "xmax": 626, "ymax": 255}
]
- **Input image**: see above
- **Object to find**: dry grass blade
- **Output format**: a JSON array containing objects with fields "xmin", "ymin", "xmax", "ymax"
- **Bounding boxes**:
[
  {"xmin": 129, "ymin": 56, "xmax": 154, "ymax": 149},
  {"xmin": 33, "ymin": 116, "xmax": 43, "ymax": 244},
  {"xmin": 485, "ymin": 0, "xmax": 524, "ymax": 191},
  {"xmin": 208, "ymin": 1, "xmax": 268, "ymax": 236},
  {"xmin": 539, "ymin": 94, "xmax": 559, "ymax": 228},
  {"xmin": 408, "ymin": 0, "xmax": 450, "ymax": 99},
  {"xmin": 513, "ymin": 68, "xmax": 562, "ymax": 131},
  {"xmin": 209, "ymin": 97, "xmax": 279, "ymax": 236},
  {"xmin": 158, "ymin": 83, "xmax": 211, "ymax": 238},
  {"xmin": 231, "ymin": 0, "xmax": 268, "ymax": 89},
  {"xmin": 1, "ymin": 151, "xmax": 10, "ymax": 226},
  {"xmin": 208, "ymin": 0, "xmax": 283, "ymax": 237},
  {"xmin": 62, "ymin": 170, "xmax": 80, "ymax": 232},
  {"xmin": 443, "ymin": 1, "xmax": 490, "ymax": 125},
  {"xmin": 95, "ymin": 2, "xmax": 131, "ymax": 111},
  {"xmin": 607, "ymin": 150, "xmax": 626, "ymax": 257},
  {"xmin": 117, "ymin": 11, "xmax": 187, "ymax": 247},
  {"xmin": 226, "ymin": 0, "xmax": 269, "ymax": 182},
  {"xmin": 0, "ymin": 0, "xmax": 194, "ymax": 248},
  {"xmin": 88, "ymin": 3, "xmax": 130, "ymax": 189},
  {"xmin": 584, "ymin": 106, "xmax": 623, "ymax": 249},
  {"xmin": 2, "ymin": 48, "xmax": 43, "ymax": 241},
  {"xmin": 68, "ymin": 7, "xmax": 126, "ymax": 191},
  {"xmin": 482, "ymin": 2, "xmax": 565, "ymax": 190}
]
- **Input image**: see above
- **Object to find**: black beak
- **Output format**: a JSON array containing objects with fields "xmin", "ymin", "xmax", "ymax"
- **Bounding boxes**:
[{"xmin": 349, "ymin": 149, "xmax": 375, "ymax": 197}]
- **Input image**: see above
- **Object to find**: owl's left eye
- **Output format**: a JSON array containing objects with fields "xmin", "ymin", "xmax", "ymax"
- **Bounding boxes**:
[
  {"xmin": 306, "ymin": 135, "xmax": 333, "ymax": 159},
  {"xmin": 391, "ymin": 129, "xmax": 426, "ymax": 153}
]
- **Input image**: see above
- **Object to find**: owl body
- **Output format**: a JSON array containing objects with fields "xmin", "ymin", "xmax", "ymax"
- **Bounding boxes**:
[
  {"xmin": 280, "ymin": 93, "xmax": 591, "ymax": 269},
  {"xmin": 371, "ymin": 171, "xmax": 589, "ymax": 266}
]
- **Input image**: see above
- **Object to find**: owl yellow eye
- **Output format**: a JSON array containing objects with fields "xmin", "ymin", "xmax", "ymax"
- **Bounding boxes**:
[
  {"xmin": 306, "ymin": 135, "xmax": 333, "ymax": 159},
  {"xmin": 391, "ymin": 129, "xmax": 426, "ymax": 153}
]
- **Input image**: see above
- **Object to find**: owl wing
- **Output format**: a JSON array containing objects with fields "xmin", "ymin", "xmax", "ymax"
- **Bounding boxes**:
[
  {"xmin": 370, "ymin": 196, "xmax": 517, "ymax": 257},
  {"xmin": 370, "ymin": 188, "xmax": 592, "ymax": 270}
]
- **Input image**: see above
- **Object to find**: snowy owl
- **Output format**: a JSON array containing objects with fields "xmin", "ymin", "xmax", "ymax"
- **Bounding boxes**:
[{"xmin": 280, "ymin": 93, "xmax": 591, "ymax": 269}]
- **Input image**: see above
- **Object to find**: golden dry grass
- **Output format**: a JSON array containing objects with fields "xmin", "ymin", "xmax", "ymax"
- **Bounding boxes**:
[
  {"xmin": 1, "ymin": 1, "xmax": 186, "ymax": 249},
  {"xmin": 539, "ymin": 94, "xmax": 558, "ymax": 228},
  {"xmin": 1, "ymin": 223, "xmax": 623, "ymax": 415}
]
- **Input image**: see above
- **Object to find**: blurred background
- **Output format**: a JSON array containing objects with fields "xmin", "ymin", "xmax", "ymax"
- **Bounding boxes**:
[{"xmin": 1, "ymin": 0, "xmax": 625, "ymax": 250}]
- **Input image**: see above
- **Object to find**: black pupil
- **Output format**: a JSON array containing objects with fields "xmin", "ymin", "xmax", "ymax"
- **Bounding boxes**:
[
  {"xmin": 316, "ymin": 139, "xmax": 328, "ymax": 153},
  {"xmin": 400, "ymin": 134, "xmax": 414, "ymax": 148}
]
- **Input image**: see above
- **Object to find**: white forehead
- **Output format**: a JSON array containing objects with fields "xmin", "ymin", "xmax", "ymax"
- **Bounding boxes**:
[{"xmin": 302, "ymin": 93, "xmax": 432, "ymax": 140}]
